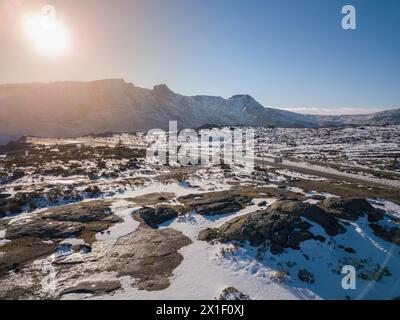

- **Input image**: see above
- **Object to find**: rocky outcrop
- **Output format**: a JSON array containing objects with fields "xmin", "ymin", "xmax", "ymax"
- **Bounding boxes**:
[
  {"xmin": 6, "ymin": 201, "xmax": 122, "ymax": 241},
  {"xmin": 0, "ymin": 200, "xmax": 123, "ymax": 278},
  {"xmin": 0, "ymin": 199, "xmax": 192, "ymax": 298},
  {"xmin": 369, "ymin": 223, "xmax": 400, "ymax": 245},
  {"xmin": 199, "ymin": 200, "xmax": 340, "ymax": 254},
  {"xmin": 267, "ymin": 200, "xmax": 345, "ymax": 236},
  {"xmin": 178, "ymin": 191, "xmax": 252, "ymax": 216},
  {"xmin": 308, "ymin": 194, "xmax": 326, "ymax": 201},
  {"xmin": 218, "ymin": 287, "xmax": 251, "ymax": 300},
  {"xmin": 133, "ymin": 206, "xmax": 179, "ymax": 228},
  {"xmin": 101, "ymin": 224, "xmax": 192, "ymax": 291},
  {"xmin": 321, "ymin": 198, "xmax": 384, "ymax": 221},
  {"xmin": 199, "ymin": 198, "xmax": 400, "ymax": 254},
  {"xmin": 0, "ymin": 237, "xmax": 57, "ymax": 276},
  {"xmin": 60, "ymin": 280, "xmax": 122, "ymax": 296}
]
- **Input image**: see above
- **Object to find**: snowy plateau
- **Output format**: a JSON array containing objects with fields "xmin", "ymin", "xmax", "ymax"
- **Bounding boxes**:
[{"xmin": 0, "ymin": 124, "xmax": 399, "ymax": 300}]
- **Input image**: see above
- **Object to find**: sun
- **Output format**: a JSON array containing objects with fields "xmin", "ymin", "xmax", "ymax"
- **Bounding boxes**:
[{"xmin": 23, "ymin": 6, "xmax": 69, "ymax": 55}]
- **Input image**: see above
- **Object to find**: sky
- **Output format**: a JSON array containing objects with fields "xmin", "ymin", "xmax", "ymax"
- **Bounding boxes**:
[{"xmin": 0, "ymin": 0, "xmax": 399, "ymax": 114}]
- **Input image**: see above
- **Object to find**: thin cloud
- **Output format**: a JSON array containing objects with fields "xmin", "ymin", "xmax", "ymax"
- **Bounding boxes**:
[{"xmin": 279, "ymin": 106, "xmax": 384, "ymax": 115}]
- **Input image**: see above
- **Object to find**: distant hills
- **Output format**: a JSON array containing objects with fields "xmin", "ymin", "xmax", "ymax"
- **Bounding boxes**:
[{"xmin": 0, "ymin": 79, "xmax": 398, "ymax": 138}]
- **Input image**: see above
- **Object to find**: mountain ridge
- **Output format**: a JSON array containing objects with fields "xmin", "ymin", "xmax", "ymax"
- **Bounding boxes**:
[{"xmin": 0, "ymin": 79, "xmax": 398, "ymax": 138}]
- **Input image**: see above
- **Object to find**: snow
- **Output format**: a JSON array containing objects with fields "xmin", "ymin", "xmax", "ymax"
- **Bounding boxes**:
[
  {"xmin": 83, "ymin": 196, "xmax": 400, "ymax": 300},
  {"xmin": 372, "ymin": 200, "xmax": 400, "ymax": 219},
  {"xmin": 94, "ymin": 240, "xmax": 298, "ymax": 300},
  {"xmin": 88, "ymin": 199, "xmax": 304, "ymax": 301},
  {"xmin": 95, "ymin": 200, "xmax": 140, "ymax": 248},
  {"xmin": 2, "ymin": 128, "xmax": 400, "ymax": 300},
  {"xmin": 276, "ymin": 170, "xmax": 328, "ymax": 182},
  {"xmin": 60, "ymin": 238, "xmax": 85, "ymax": 247},
  {"xmin": 56, "ymin": 244, "xmax": 74, "ymax": 257},
  {"xmin": 0, "ymin": 239, "xmax": 11, "ymax": 247}
]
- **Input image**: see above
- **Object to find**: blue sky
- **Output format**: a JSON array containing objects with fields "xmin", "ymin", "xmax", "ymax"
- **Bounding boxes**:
[{"xmin": 0, "ymin": 0, "xmax": 399, "ymax": 114}]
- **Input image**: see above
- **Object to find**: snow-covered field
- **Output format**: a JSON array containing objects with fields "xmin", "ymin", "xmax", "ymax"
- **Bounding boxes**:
[
  {"xmin": 0, "ymin": 128, "xmax": 400, "ymax": 300},
  {"xmin": 255, "ymin": 125, "xmax": 400, "ymax": 179}
]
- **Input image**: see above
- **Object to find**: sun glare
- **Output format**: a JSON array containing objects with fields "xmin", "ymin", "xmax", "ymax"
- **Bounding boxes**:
[{"xmin": 23, "ymin": 6, "xmax": 69, "ymax": 55}]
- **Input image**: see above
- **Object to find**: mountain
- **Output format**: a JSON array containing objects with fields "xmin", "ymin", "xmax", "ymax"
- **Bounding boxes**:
[
  {"xmin": 0, "ymin": 79, "xmax": 398, "ymax": 138},
  {"xmin": 313, "ymin": 109, "xmax": 400, "ymax": 127}
]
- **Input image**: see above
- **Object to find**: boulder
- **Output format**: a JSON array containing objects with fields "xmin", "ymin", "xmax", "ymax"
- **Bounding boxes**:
[
  {"xmin": 308, "ymin": 194, "xmax": 326, "ymax": 201},
  {"xmin": 298, "ymin": 268, "xmax": 315, "ymax": 284},
  {"xmin": 134, "ymin": 206, "xmax": 179, "ymax": 228}
]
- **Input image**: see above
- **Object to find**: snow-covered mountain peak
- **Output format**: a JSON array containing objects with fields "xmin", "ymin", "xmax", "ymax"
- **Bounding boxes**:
[
  {"xmin": 153, "ymin": 84, "xmax": 174, "ymax": 97},
  {"xmin": 0, "ymin": 79, "xmax": 399, "ymax": 137},
  {"xmin": 229, "ymin": 94, "xmax": 257, "ymax": 103}
]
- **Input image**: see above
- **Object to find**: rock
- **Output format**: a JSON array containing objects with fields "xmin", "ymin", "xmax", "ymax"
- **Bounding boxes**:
[
  {"xmin": 344, "ymin": 247, "xmax": 356, "ymax": 254},
  {"xmin": 298, "ymin": 269, "xmax": 315, "ymax": 284},
  {"xmin": 103, "ymin": 225, "xmax": 192, "ymax": 291},
  {"xmin": 368, "ymin": 212, "xmax": 385, "ymax": 223},
  {"xmin": 220, "ymin": 163, "xmax": 231, "ymax": 170},
  {"xmin": 10, "ymin": 170, "xmax": 25, "ymax": 181},
  {"xmin": 369, "ymin": 223, "xmax": 400, "ymax": 245},
  {"xmin": 287, "ymin": 231, "xmax": 316, "ymax": 248},
  {"xmin": 61, "ymin": 280, "xmax": 121, "ymax": 296},
  {"xmin": 42, "ymin": 201, "xmax": 118, "ymax": 223},
  {"xmin": 83, "ymin": 186, "xmax": 102, "ymax": 196},
  {"xmin": 6, "ymin": 201, "xmax": 122, "ymax": 241},
  {"xmin": 308, "ymin": 194, "xmax": 326, "ymax": 201},
  {"xmin": 198, "ymin": 200, "xmax": 345, "ymax": 253},
  {"xmin": 0, "ymin": 237, "xmax": 57, "ymax": 275},
  {"xmin": 56, "ymin": 243, "xmax": 74, "ymax": 256},
  {"xmin": 134, "ymin": 206, "xmax": 179, "ymax": 228},
  {"xmin": 196, "ymin": 201, "xmax": 244, "ymax": 216},
  {"xmin": 198, "ymin": 228, "xmax": 219, "ymax": 242},
  {"xmin": 218, "ymin": 287, "xmax": 250, "ymax": 300},
  {"xmin": 6, "ymin": 219, "xmax": 84, "ymax": 241},
  {"xmin": 1, "ymin": 214, "xmax": 192, "ymax": 298},
  {"xmin": 0, "ymin": 186, "xmax": 109, "ymax": 218},
  {"xmin": 321, "ymin": 198, "xmax": 379, "ymax": 221},
  {"xmin": 78, "ymin": 244, "xmax": 92, "ymax": 254},
  {"xmin": 257, "ymin": 200, "xmax": 267, "ymax": 207},
  {"xmin": 266, "ymin": 200, "xmax": 345, "ymax": 236},
  {"xmin": 130, "ymin": 192, "xmax": 176, "ymax": 206},
  {"xmin": 178, "ymin": 191, "xmax": 252, "ymax": 216}
]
